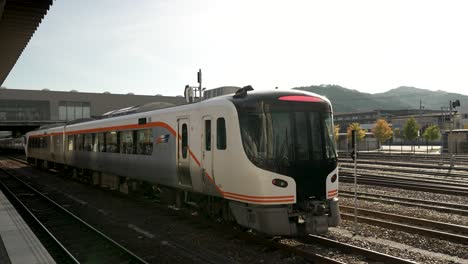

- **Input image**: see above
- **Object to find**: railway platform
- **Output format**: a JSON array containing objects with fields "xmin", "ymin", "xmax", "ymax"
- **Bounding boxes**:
[{"xmin": 0, "ymin": 189, "xmax": 55, "ymax": 264}]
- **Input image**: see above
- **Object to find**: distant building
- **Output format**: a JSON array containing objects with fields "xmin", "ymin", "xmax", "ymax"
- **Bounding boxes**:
[
  {"xmin": 444, "ymin": 129, "xmax": 468, "ymax": 154},
  {"xmin": 0, "ymin": 88, "xmax": 186, "ymax": 135},
  {"xmin": 334, "ymin": 109, "xmax": 443, "ymax": 133},
  {"xmin": 460, "ymin": 105, "xmax": 468, "ymax": 129}
]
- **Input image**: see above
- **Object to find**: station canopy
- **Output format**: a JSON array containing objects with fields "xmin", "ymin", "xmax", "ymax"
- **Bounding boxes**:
[{"xmin": 0, "ymin": 0, "xmax": 53, "ymax": 86}]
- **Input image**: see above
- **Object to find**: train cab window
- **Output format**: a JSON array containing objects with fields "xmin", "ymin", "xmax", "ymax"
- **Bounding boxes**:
[
  {"xmin": 84, "ymin": 134, "xmax": 93, "ymax": 151},
  {"xmin": 136, "ymin": 129, "xmax": 153, "ymax": 155},
  {"xmin": 76, "ymin": 134, "xmax": 84, "ymax": 151},
  {"xmin": 120, "ymin": 130, "xmax": 134, "ymax": 154},
  {"xmin": 295, "ymin": 112, "xmax": 310, "ymax": 160},
  {"xmin": 217, "ymin": 118, "xmax": 226, "ymax": 150},
  {"xmin": 105, "ymin": 131, "xmax": 119, "ymax": 153},
  {"xmin": 205, "ymin": 120, "xmax": 211, "ymax": 151},
  {"xmin": 67, "ymin": 135, "xmax": 75, "ymax": 151},
  {"xmin": 182, "ymin": 124, "xmax": 188, "ymax": 158}
]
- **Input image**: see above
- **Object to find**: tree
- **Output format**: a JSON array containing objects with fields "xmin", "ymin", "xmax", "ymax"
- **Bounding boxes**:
[
  {"xmin": 403, "ymin": 116, "xmax": 420, "ymax": 151},
  {"xmin": 422, "ymin": 125, "xmax": 441, "ymax": 150},
  {"xmin": 334, "ymin": 124, "xmax": 340, "ymax": 143},
  {"xmin": 347, "ymin": 122, "xmax": 366, "ymax": 143},
  {"xmin": 393, "ymin": 128, "xmax": 402, "ymax": 140},
  {"xmin": 372, "ymin": 119, "xmax": 393, "ymax": 150}
]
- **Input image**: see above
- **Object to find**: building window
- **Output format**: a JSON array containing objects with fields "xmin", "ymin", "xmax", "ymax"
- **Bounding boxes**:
[
  {"xmin": 58, "ymin": 101, "xmax": 91, "ymax": 121},
  {"xmin": 0, "ymin": 100, "xmax": 50, "ymax": 121}
]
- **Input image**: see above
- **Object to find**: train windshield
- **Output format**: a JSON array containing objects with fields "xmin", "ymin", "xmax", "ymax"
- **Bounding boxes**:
[{"xmin": 236, "ymin": 99, "xmax": 337, "ymax": 172}]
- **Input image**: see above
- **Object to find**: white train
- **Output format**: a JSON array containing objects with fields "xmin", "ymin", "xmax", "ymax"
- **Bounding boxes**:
[
  {"xmin": 25, "ymin": 87, "xmax": 340, "ymax": 235},
  {"xmin": 0, "ymin": 137, "xmax": 24, "ymax": 152}
]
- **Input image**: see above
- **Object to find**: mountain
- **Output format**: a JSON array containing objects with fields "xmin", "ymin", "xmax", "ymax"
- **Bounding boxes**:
[{"xmin": 293, "ymin": 85, "xmax": 468, "ymax": 113}]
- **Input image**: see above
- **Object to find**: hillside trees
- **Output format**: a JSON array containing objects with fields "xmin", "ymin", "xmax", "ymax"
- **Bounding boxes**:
[{"xmin": 372, "ymin": 119, "xmax": 393, "ymax": 150}]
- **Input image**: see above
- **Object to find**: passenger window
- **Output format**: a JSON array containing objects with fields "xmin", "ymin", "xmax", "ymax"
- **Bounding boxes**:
[
  {"xmin": 205, "ymin": 120, "xmax": 211, "ymax": 151},
  {"xmin": 105, "ymin": 131, "xmax": 119, "ymax": 153},
  {"xmin": 67, "ymin": 135, "xmax": 74, "ymax": 151},
  {"xmin": 137, "ymin": 129, "xmax": 153, "ymax": 155},
  {"xmin": 76, "ymin": 134, "xmax": 83, "ymax": 151},
  {"xmin": 84, "ymin": 134, "xmax": 93, "ymax": 151},
  {"xmin": 182, "ymin": 124, "xmax": 188, "ymax": 158},
  {"xmin": 120, "ymin": 130, "xmax": 134, "ymax": 154},
  {"xmin": 217, "ymin": 118, "xmax": 226, "ymax": 150},
  {"xmin": 97, "ymin": 133, "xmax": 105, "ymax": 152}
]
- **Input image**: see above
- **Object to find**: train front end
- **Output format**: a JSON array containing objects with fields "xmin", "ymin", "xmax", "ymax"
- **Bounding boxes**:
[{"xmin": 231, "ymin": 90, "xmax": 340, "ymax": 235}]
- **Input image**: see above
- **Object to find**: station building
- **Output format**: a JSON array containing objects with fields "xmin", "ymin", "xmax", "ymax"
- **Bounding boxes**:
[
  {"xmin": 334, "ymin": 109, "xmax": 464, "ymax": 151},
  {"xmin": 333, "ymin": 109, "xmax": 449, "ymax": 133},
  {"xmin": 0, "ymin": 87, "xmax": 186, "ymax": 136}
]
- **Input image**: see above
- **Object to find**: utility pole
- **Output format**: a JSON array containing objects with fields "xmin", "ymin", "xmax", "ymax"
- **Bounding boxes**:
[
  {"xmin": 449, "ymin": 100, "xmax": 461, "ymax": 169},
  {"xmin": 197, "ymin": 69, "xmax": 202, "ymax": 101},
  {"xmin": 351, "ymin": 130, "xmax": 358, "ymax": 235},
  {"xmin": 418, "ymin": 99, "xmax": 422, "ymax": 148},
  {"xmin": 449, "ymin": 101, "xmax": 454, "ymax": 168}
]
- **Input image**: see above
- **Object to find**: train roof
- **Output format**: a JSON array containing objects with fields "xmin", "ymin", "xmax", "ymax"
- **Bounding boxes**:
[{"xmin": 26, "ymin": 89, "xmax": 333, "ymax": 136}]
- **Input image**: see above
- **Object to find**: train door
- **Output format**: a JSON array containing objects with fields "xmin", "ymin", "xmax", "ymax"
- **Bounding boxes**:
[
  {"xmin": 177, "ymin": 118, "xmax": 192, "ymax": 187},
  {"xmin": 201, "ymin": 116, "xmax": 214, "ymax": 186}
]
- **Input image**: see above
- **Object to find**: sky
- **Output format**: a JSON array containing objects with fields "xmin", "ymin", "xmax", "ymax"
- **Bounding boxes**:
[{"xmin": 3, "ymin": 0, "xmax": 468, "ymax": 96}]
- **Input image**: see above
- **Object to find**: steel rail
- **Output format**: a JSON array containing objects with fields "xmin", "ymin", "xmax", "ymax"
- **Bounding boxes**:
[
  {"xmin": 339, "ymin": 191, "xmax": 468, "ymax": 216},
  {"xmin": 0, "ymin": 171, "xmax": 79, "ymax": 264},
  {"xmin": 305, "ymin": 235, "xmax": 418, "ymax": 264},
  {"xmin": 340, "ymin": 172, "xmax": 468, "ymax": 196},
  {"xmin": 339, "ymin": 158, "xmax": 468, "ymax": 172},
  {"xmin": 340, "ymin": 162, "xmax": 468, "ymax": 179},
  {"xmin": 0, "ymin": 167, "xmax": 149, "ymax": 264},
  {"xmin": 340, "ymin": 212, "xmax": 468, "ymax": 244},
  {"xmin": 340, "ymin": 167, "xmax": 468, "ymax": 186},
  {"xmin": 340, "ymin": 206, "xmax": 468, "ymax": 235}
]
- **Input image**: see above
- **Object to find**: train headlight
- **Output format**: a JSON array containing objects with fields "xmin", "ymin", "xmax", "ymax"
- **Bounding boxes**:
[
  {"xmin": 331, "ymin": 174, "xmax": 337, "ymax": 183},
  {"xmin": 272, "ymin": 179, "xmax": 288, "ymax": 188}
]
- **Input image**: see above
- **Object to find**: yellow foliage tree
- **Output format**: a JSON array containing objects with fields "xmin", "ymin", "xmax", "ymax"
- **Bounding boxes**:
[
  {"xmin": 334, "ymin": 124, "xmax": 340, "ymax": 143},
  {"xmin": 347, "ymin": 123, "xmax": 366, "ymax": 142},
  {"xmin": 372, "ymin": 119, "xmax": 393, "ymax": 149}
]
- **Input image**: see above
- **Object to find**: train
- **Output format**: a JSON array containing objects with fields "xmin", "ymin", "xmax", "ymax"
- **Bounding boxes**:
[
  {"xmin": 24, "ymin": 87, "xmax": 341, "ymax": 236},
  {"xmin": 0, "ymin": 137, "xmax": 24, "ymax": 153}
]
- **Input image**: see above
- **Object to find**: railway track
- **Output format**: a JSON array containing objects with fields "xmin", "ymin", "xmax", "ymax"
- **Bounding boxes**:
[
  {"xmin": 237, "ymin": 228, "xmax": 417, "ymax": 264},
  {"xmin": 340, "ymin": 166, "xmax": 468, "ymax": 186},
  {"xmin": 338, "ymin": 152, "xmax": 468, "ymax": 165},
  {"xmin": 0, "ymin": 166, "xmax": 148, "ymax": 264},
  {"xmin": 3, "ymin": 155, "xmax": 420, "ymax": 263},
  {"xmin": 340, "ymin": 206, "xmax": 468, "ymax": 244},
  {"xmin": 340, "ymin": 162, "xmax": 468, "ymax": 179},
  {"xmin": 339, "ymin": 190, "xmax": 468, "ymax": 216},
  {"xmin": 339, "ymin": 158, "xmax": 468, "ymax": 172},
  {"xmin": 303, "ymin": 235, "xmax": 417, "ymax": 264},
  {"xmin": 339, "ymin": 170, "xmax": 468, "ymax": 196}
]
